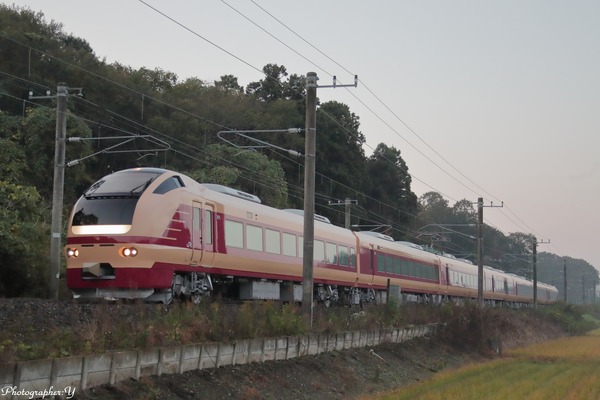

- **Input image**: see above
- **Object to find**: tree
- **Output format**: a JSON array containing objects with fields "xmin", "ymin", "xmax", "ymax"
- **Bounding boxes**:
[
  {"xmin": 246, "ymin": 64, "xmax": 288, "ymax": 102},
  {"xmin": 186, "ymin": 144, "xmax": 288, "ymax": 208},
  {"xmin": 364, "ymin": 143, "xmax": 417, "ymax": 236},
  {"xmin": 0, "ymin": 181, "xmax": 48, "ymax": 297},
  {"xmin": 215, "ymin": 74, "xmax": 243, "ymax": 93},
  {"xmin": 17, "ymin": 107, "xmax": 94, "ymax": 204},
  {"xmin": 417, "ymin": 192, "xmax": 451, "ymax": 225},
  {"xmin": 246, "ymin": 64, "xmax": 305, "ymax": 102}
]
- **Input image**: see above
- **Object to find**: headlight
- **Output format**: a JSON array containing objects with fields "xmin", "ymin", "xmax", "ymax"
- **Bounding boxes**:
[
  {"xmin": 66, "ymin": 248, "xmax": 79, "ymax": 258},
  {"xmin": 120, "ymin": 247, "xmax": 138, "ymax": 257}
]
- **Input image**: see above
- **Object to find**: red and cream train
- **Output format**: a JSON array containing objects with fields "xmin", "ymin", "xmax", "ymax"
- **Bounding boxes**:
[{"xmin": 65, "ymin": 168, "xmax": 559, "ymax": 306}]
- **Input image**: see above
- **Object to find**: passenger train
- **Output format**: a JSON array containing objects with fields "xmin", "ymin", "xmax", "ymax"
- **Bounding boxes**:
[{"xmin": 65, "ymin": 168, "xmax": 559, "ymax": 306}]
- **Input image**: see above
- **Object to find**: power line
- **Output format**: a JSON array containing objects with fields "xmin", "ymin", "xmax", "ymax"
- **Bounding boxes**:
[{"xmin": 1, "ymin": 5, "xmax": 553, "ymax": 260}]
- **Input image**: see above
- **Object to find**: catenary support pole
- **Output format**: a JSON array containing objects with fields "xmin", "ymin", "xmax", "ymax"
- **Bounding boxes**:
[
  {"xmin": 302, "ymin": 72, "xmax": 318, "ymax": 324},
  {"xmin": 533, "ymin": 238, "xmax": 538, "ymax": 308},
  {"xmin": 49, "ymin": 83, "xmax": 68, "ymax": 299},
  {"xmin": 564, "ymin": 258, "xmax": 567, "ymax": 303},
  {"xmin": 477, "ymin": 197, "xmax": 484, "ymax": 308}
]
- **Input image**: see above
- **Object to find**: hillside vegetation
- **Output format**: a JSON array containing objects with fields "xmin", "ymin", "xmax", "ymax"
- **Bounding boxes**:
[{"xmin": 0, "ymin": 4, "xmax": 597, "ymax": 298}]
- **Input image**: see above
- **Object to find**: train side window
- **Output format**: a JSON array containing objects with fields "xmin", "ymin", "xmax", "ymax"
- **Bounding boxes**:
[
  {"xmin": 314, "ymin": 240, "xmax": 325, "ymax": 262},
  {"xmin": 377, "ymin": 253, "xmax": 385, "ymax": 272},
  {"xmin": 393, "ymin": 258, "xmax": 401, "ymax": 275},
  {"xmin": 225, "ymin": 220, "xmax": 243, "ymax": 248},
  {"xmin": 408, "ymin": 261, "xmax": 415, "ymax": 277},
  {"xmin": 298, "ymin": 236, "xmax": 303, "ymax": 258},
  {"xmin": 283, "ymin": 233, "xmax": 296, "ymax": 257},
  {"xmin": 415, "ymin": 263, "xmax": 422, "ymax": 278},
  {"xmin": 349, "ymin": 247, "xmax": 356, "ymax": 267},
  {"xmin": 246, "ymin": 224, "xmax": 263, "ymax": 251},
  {"xmin": 385, "ymin": 255, "xmax": 394, "ymax": 273},
  {"xmin": 338, "ymin": 245, "xmax": 349, "ymax": 266},
  {"xmin": 326, "ymin": 242, "xmax": 337, "ymax": 264},
  {"xmin": 265, "ymin": 228, "xmax": 281, "ymax": 254},
  {"xmin": 401, "ymin": 259, "xmax": 409, "ymax": 276},
  {"xmin": 204, "ymin": 210, "xmax": 213, "ymax": 245}
]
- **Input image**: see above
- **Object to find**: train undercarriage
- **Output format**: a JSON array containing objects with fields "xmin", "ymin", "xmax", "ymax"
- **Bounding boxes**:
[
  {"xmin": 73, "ymin": 270, "xmax": 533, "ymax": 309},
  {"xmin": 165, "ymin": 271, "xmax": 385, "ymax": 307}
]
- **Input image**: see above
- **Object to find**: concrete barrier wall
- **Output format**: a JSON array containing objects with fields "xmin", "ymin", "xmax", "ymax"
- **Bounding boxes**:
[{"xmin": 0, "ymin": 324, "xmax": 437, "ymax": 399}]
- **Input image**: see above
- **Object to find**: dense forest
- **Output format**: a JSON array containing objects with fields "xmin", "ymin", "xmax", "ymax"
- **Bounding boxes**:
[{"xmin": 0, "ymin": 5, "xmax": 597, "ymax": 301}]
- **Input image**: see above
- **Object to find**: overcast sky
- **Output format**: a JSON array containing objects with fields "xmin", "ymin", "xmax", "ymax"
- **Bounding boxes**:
[{"xmin": 10, "ymin": 0, "xmax": 600, "ymax": 271}]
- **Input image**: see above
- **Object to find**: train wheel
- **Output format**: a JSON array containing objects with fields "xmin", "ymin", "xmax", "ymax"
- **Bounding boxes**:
[
  {"xmin": 162, "ymin": 288, "xmax": 174, "ymax": 305},
  {"xmin": 190, "ymin": 291, "xmax": 203, "ymax": 305}
]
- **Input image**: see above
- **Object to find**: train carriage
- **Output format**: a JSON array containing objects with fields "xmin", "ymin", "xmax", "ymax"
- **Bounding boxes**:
[
  {"xmin": 65, "ymin": 167, "xmax": 558, "ymax": 307},
  {"xmin": 354, "ymin": 232, "xmax": 444, "ymax": 303}
]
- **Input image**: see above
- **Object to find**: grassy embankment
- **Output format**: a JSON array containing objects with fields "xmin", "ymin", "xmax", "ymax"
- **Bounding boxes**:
[{"xmin": 1, "ymin": 300, "xmax": 597, "ymax": 364}]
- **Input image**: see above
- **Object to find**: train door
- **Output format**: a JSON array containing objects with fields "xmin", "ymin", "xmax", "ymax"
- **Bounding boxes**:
[
  {"xmin": 202, "ymin": 204, "xmax": 215, "ymax": 267},
  {"xmin": 445, "ymin": 265, "xmax": 450, "ymax": 286},
  {"xmin": 358, "ymin": 245, "xmax": 375, "ymax": 284},
  {"xmin": 191, "ymin": 202, "xmax": 215, "ymax": 267}
]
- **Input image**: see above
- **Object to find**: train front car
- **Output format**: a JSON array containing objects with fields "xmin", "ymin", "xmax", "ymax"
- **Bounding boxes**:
[{"xmin": 65, "ymin": 167, "xmax": 198, "ymax": 304}]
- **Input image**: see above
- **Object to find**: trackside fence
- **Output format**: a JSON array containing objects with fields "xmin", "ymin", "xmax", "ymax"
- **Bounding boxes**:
[{"xmin": 0, "ymin": 324, "xmax": 438, "ymax": 399}]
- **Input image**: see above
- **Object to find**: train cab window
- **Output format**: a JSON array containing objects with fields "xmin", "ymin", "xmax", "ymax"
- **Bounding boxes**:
[
  {"xmin": 246, "ymin": 224, "xmax": 263, "ymax": 251},
  {"xmin": 326, "ymin": 242, "xmax": 337, "ymax": 264},
  {"xmin": 225, "ymin": 220, "xmax": 243, "ymax": 248},
  {"xmin": 282, "ymin": 233, "xmax": 296, "ymax": 257},
  {"xmin": 265, "ymin": 228, "xmax": 281, "ymax": 254},
  {"xmin": 153, "ymin": 176, "xmax": 184, "ymax": 194},
  {"xmin": 204, "ymin": 210, "xmax": 213, "ymax": 245},
  {"xmin": 314, "ymin": 240, "xmax": 325, "ymax": 262},
  {"xmin": 339, "ymin": 246, "xmax": 349, "ymax": 266}
]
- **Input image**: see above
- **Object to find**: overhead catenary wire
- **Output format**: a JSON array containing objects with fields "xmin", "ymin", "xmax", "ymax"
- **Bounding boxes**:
[{"xmin": 1, "ymin": 3, "xmax": 552, "ymax": 260}]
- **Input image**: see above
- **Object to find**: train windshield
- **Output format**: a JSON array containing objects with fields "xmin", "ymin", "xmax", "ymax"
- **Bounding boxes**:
[
  {"xmin": 72, "ymin": 170, "xmax": 165, "ymax": 227},
  {"xmin": 83, "ymin": 170, "xmax": 164, "ymax": 198}
]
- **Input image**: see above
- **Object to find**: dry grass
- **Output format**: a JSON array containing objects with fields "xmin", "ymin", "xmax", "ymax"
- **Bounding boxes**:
[{"xmin": 368, "ymin": 330, "xmax": 600, "ymax": 400}]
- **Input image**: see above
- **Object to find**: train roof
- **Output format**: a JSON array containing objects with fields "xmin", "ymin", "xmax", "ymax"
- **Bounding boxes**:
[
  {"xmin": 203, "ymin": 183, "xmax": 262, "ymax": 204},
  {"xmin": 358, "ymin": 231, "xmax": 394, "ymax": 241},
  {"xmin": 395, "ymin": 241, "xmax": 425, "ymax": 250}
]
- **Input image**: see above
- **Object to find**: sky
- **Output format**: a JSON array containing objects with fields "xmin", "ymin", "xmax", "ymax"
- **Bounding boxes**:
[{"xmin": 9, "ymin": 1, "xmax": 600, "ymax": 270}]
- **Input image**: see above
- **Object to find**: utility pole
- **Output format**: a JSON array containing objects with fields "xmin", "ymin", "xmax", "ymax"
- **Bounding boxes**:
[
  {"xmin": 302, "ymin": 72, "xmax": 318, "ymax": 322},
  {"xmin": 329, "ymin": 198, "xmax": 358, "ymax": 229},
  {"xmin": 30, "ymin": 84, "xmax": 84, "ymax": 299},
  {"xmin": 532, "ymin": 238, "xmax": 550, "ymax": 308},
  {"xmin": 532, "ymin": 238, "xmax": 537, "ymax": 307},
  {"xmin": 302, "ymin": 73, "xmax": 357, "ymax": 324},
  {"xmin": 563, "ymin": 258, "xmax": 567, "ymax": 303},
  {"xmin": 476, "ymin": 197, "xmax": 503, "ymax": 308},
  {"xmin": 49, "ymin": 83, "xmax": 68, "ymax": 299},
  {"xmin": 477, "ymin": 197, "xmax": 484, "ymax": 308}
]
